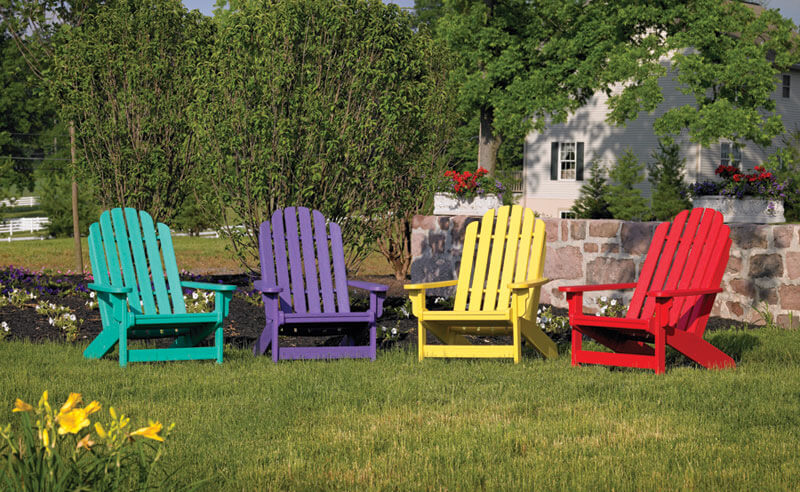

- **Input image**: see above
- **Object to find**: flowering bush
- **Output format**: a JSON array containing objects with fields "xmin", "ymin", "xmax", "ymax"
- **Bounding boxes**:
[
  {"xmin": 596, "ymin": 296, "xmax": 626, "ymax": 318},
  {"xmin": 35, "ymin": 302, "xmax": 83, "ymax": 342},
  {"xmin": 690, "ymin": 165, "xmax": 789, "ymax": 201},
  {"xmin": 442, "ymin": 168, "xmax": 505, "ymax": 200},
  {"xmin": 0, "ymin": 321, "xmax": 9, "ymax": 341},
  {"xmin": 536, "ymin": 306, "xmax": 570, "ymax": 335},
  {"xmin": 1, "ymin": 391, "xmax": 174, "ymax": 491}
]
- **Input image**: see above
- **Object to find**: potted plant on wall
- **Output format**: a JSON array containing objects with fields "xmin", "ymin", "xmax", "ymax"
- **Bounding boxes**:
[
  {"xmin": 690, "ymin": 165, "xmax": 787, "ymax": 223},
  {"xmin": 433, "ymin": 167, "xmax": 505, "ymax": 215}
]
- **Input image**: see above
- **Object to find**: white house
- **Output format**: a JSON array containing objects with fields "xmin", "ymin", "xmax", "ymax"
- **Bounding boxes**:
[{"xmin": 521, "ymin": 62, "xmax": 800, "ymax": 218}]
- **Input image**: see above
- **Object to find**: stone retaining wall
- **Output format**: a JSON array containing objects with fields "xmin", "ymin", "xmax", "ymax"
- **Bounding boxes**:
[{"xmin": 410, "ymin": 215, "xmax": 800, "ymax": 328}]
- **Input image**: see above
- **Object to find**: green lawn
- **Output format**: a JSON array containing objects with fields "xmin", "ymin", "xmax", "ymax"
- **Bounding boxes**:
[{"xmin": 2, "ymin": 327, "xmax": 799, "ymax": 490}]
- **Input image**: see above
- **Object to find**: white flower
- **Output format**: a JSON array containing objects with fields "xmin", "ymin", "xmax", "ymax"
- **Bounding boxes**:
[
  {"xmin": 600, "ymin": 306, "xmax": 607, "ymax": 313},
  {"xmin": 434, "ymin": 297, "xmax": 445, "ymax": 304},
  {"xmin": 391, "ymin": 327, "xmax": 398, "ymax": 336},
  {"xmin": 1, "ymin": 321, "xmax": 8, "ymax": 331},
  {"xmin": 192, "ymin": 292, "xmax": 199, "ymax": 300},
  {"xmin": 610, "ymin": 299, "xmax": 617, "ymax": 306},
  {"xmin": 90, "ymin": 292, "xmax": 96, "ymax": 299},
  {"xmin": 48, "ymin": 317, "xmax": 54, "ymax": 325},
  {"xmin": 382, "ymin": 326, "xmax": 387, "ymax": 332},
  {"xmin": 600, "ymin": 296, "xmax": 607, "ymax": 302},
  {"xmin": 537, "ymin": 308, "xmax": 542, "ymax": 315},
  {"xmin": 400, "ymin": 306, "xmax": 410, "ymax": 318},
  {"xmin": 536, "ymin": 317, "xmax": 541, "ymax": 323},
  {"xmin": 69, "ymin": 314, "xmax": 77, "ymax": 321}
]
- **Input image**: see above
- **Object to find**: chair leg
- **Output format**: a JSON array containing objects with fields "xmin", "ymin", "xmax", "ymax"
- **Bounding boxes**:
[
  {"xmin": 571, "ymin": 326, "xmax": 582, "ymax": 367},
  {"xmin": 654, "ymin": 326, "xmax": 666, "ymax": 375},
  {"xmin": 418, "ymin": 321, "xmax": 427, "ymax": 361},
  {"xmin": 271, "ymin": 321, "xmax": 280, "ymax": 363},
  {"xmin": 253, "ymin": 322, "xmax": 273, "ymax": 356},
  {"xmin": 119, "ymin": 321, "xmax": 128, "ymax": 368},
  {"xmin": 512, "ymin": 318, "xmax": 522, "ymax": 364},
  {"xmin": 369, "ymin": 322, "xmax": 377, "ymax": 361},
  {"xmin": 215, "ymin": 324, "xmax": 223, "ymax": 364}
]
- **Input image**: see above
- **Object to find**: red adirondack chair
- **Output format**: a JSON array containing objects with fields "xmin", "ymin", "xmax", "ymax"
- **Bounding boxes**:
[{"xmin": 559, "ymin": 208, "xmax": 735, "ymax": 374}]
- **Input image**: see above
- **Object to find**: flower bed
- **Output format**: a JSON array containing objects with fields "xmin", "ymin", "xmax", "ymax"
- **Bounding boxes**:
[{"xmin": 690, "ymin": 165, "xmax": 787, "ymax": 223}]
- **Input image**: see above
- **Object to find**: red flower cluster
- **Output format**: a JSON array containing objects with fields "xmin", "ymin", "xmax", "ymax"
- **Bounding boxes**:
[
  {"xmin": 444, "ymin": 167, "xmax": 489, "ymax": 195},
  {"xmin": 716, "ymin": 164, "xmax": 773, "ymax": 184}
]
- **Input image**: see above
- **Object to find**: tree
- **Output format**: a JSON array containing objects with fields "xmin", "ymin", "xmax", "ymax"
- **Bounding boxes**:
[
  {"xmin": 193, "ymin": 0, "xmax": 457, "ymax": 276},
  {"xmin": 431, "ymin": 1, "xmax": 798, "ymax": 173},
  {"xmin": 766, "ymin": 127, "xmax": 800, "ymax": 222},
  {"xmin": 648, "ymin": 138, "xmax": 691, "ymax": 221},
  {"xmin": 50, "ymin": 0, "xmax": 215, "ymax": 223},
  {"xmin": 571, "ymin": 161, "xmax": 612, "ymax": 219},
  {"xmin": 607, "ymin": 148, "xmax": 650, "ymax": 221}
]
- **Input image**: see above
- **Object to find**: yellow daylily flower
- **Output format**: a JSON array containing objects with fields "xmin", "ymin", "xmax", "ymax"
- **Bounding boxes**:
[
  {"xmin": 57, "ymin": 408, "xmax": 91, "ymax": 435},
  {"xmin": 59, "ymin": 393, "xmax": 82, "ymax": 413},
  {"xmin": 84, "ymin": 401, "xmax": 101, "ymax": 416},
  {"xmin": 12, "ymin": 398, "xmax": 33, "ymax": 413},
  {"xmin": 94, "ymin": 422, "xmax": 107, "ymax": 438},
  {"xmin": 41, "ymin": 428, "xmax": 50, "ymax": 447},
  {"xmin": 76, "ymin": 433, "xmax": 95, "ymax": 450},
  {"xmin": 109, "ymin": 407, "xmax": 117, "ymax": 420},
  {"xmin": 129, "ymin": 420, "xmax": 164, "ymax": 442}
]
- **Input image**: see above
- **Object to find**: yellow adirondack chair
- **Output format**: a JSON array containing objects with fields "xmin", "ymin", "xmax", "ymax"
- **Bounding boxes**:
[{"xmin": 405, "ymin": 205, "xmax": 557, "ymax": 363}]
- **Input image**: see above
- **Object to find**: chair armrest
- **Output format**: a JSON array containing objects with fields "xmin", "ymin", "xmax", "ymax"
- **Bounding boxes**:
[
  {"xmin": 403, "ymin": 279, "xmax": 458, "ymax": 291},
  {"xmin": 509, "ymin": 278, "xmax": 550, "ymax": 291},
  {"xmin": 347, "ymin": 280, "xmax": 389, "ymax": 293},
  {"xmin": 252, "ymin": 280, "xmax": 283, "ymax": 294},
  {"xmin": 559, "ymin": 282, "xmax": 638, "ymax": 293},
  {"xmin": 648, "ymin": 287, "xmax": 722, "ymax": 299},
  {"xmin": 181, "ymin": 281, "xmax": 237, "ymax": 292},
  {"xmin": 88, "ymin": 283, "xmax": 132, "ymax": 295}
]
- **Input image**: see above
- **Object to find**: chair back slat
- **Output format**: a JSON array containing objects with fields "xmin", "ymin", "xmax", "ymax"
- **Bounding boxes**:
[
  {"xmin": 482, "ymin": 206, "xmax": 511, "ymax": 311},
  {"xmin": 88, "ymin": 222, "xmax": 114, "ymax": 323},
  {"xmin": 158, "ymin": 222, "xmax": 186, "ymax": 314},
  {"xmin": 667, "ymin": 209, "xmax": 714, "ymax": 327},
  {"xmin": 453, "ymin": 206, "xmax": 546, "ymax": 312},
  {"xmin": 298, "ymin": 207, "xmax": 321, "ymax": 313},
  {"xmin": 139, "ymin": 210, "xmax": 173, "ymax": 314},
  {"xmin": 283, "ymin": 208, "xmax": 308, "ymax": 313},
  {"xmin": 123, "ymin": 208, "xmax": 158, "ymax": 315},
  {"xmin": 329, "ymin": 221, "xmax": 350, "ymax": 313},
  {"xmin": 313, "ymin": 210, "xmax": 337, "ymax": 313},
  {"xmin": 269, "ymin": 210, "xmax": 294, "ymax": 312},
  {"xmin": 638, "ymin": 210, "xmax": 689, "ymax": 320},
  {"xmin": 453, "ymin": 220, "xmax": 479, "ymax": 311}
]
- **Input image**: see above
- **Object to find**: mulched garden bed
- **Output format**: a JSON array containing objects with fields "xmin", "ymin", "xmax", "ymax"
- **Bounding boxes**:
[{"xmin": 0, "ymin": 266, "xmax": 739, "ymax": 359}]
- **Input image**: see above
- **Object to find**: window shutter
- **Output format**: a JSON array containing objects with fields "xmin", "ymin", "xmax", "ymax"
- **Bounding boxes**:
[
  {"xmin": 576, "ymin": 142, "xmax": 584, "ymax": 181},
  {"xmin": 550, "ymin": 142, "xmax": 559, "ymax": 180}
]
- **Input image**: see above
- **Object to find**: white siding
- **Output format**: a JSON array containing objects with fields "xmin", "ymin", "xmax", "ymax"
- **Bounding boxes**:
[{"xmin": 524, "ymin": 64, "xmax": 800, "ymax": 216}]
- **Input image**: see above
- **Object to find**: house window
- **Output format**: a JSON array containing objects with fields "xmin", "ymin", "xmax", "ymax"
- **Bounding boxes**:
[
  {"xmin": 560, "ymin": 210, "xmax": 577, "ymax": 219},
  {"xmin": 721, "ymin": 142, "xmax": 741, "ymax": 167},
  {"xmin": 550, "ymin": 142, "xmax": 584, "ymax": 181},
  {"xmin": 783, "ymin": 75, "xmax": 790, "ymax": 98},
  {"xmin": 559, "ymin": 143, "xmax": 577, "ymax": 180}
]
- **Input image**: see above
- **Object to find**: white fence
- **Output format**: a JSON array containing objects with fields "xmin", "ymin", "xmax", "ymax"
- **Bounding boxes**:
[
  {"xmin": 0, "ymin": 196, "xmax": 40, "ymax": 208},
  {"xmin": 0, "ymin": 217, "xmax": 49, "ymax": 240}
]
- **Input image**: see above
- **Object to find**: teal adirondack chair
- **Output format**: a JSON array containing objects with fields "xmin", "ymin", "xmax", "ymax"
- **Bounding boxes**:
[{"xmin": 84, "ymin": 208, "xmax": 235, "ymax": 366}]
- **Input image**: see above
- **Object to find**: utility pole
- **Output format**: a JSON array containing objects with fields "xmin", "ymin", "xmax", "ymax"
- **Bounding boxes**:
[{"xmin": 70, "ymin": 121, "xmax": 83, "ymax": 273}]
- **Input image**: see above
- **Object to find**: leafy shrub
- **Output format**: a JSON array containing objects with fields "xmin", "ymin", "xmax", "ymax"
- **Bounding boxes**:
[
  {"xmin": 648, "ymin": 138, "xmax": 690, "ymax": 220},
  {"xmin": 607, "ymin": 148, "xmax": 651, "ymax": 221}
]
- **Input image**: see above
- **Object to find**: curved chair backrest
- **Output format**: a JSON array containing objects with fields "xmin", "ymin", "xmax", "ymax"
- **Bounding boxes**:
[
  {"xmin": 454, "ymin": 205, "xmax": 546, "ymax": 312},
  {"xmin": 627, "ymin": 208, "xmax": 731, "ymax": 335},
  {"xmin": 88, "ymin": 208, "xmax": 186, "ymax": 318},
  {"xmin": 258, "ymin": 207, "xmax": 350, "ymax": 315}
]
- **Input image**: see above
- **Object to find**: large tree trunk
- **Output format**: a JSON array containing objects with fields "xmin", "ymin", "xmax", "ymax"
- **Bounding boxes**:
[{"xmin": 478, "ymin": 106, "xmax": 501, "ymax": 175}]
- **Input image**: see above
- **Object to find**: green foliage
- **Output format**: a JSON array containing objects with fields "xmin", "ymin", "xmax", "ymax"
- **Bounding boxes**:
[
  {"xmin": 766, "ymin": 128, "xmax": 800, "ymax": 222},
  {"xmin": 607, "ymin": 148, "xmax": 651, "ymax": 222},
  {"xmin": 571, "ymin": 161, "xmax": 612, "ymax": 219},
  {"xmin": 0, "ymin": 34, "xmax": 54, "ymax": 209},
  {"xmin": 37, "ymin": 162, "xmax": 99, "ymax": 238},
  {"xmin": 193, "ymin": 0, "xmax": 456, "ymax": 274},
  {"xmin": 50, "ymin": 0, "xmax": 215, "ymax": 224},
  {"xmin": 647, "ymin": 138, "xmax": 691, "ymax": 221},
  {"xmin": 653, "ymin": 1, "xmax": 798, "ymax": 148}
]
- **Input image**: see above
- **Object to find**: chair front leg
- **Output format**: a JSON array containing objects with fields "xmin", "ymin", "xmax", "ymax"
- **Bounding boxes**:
[
  {"xmin": 654, "ymin": 297, "xmax": 674, "ymax": 375},
  {"xmin": 566, "ymin": 291, "xmax": 584, "ymax": 367}
]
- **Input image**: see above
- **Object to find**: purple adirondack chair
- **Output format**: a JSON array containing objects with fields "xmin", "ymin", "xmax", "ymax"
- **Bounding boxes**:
[{"xmin": 253, "ymin": 207, "xmax": 388, "ymax": 361}]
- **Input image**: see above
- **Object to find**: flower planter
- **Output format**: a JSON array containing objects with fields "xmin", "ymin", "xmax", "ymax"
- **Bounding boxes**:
[
  {"xmin": 433, "ymin": 193, "xmax": 502, "ymax": 216},
  {"xmin": 692, "ymin": 196, "xmax": 785, "ymax": 224}
]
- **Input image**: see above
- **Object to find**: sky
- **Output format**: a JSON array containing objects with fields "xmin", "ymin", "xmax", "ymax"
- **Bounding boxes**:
[{"xmin": 182, "ymin": 0, "xmax": 799, "ymax": 24}]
